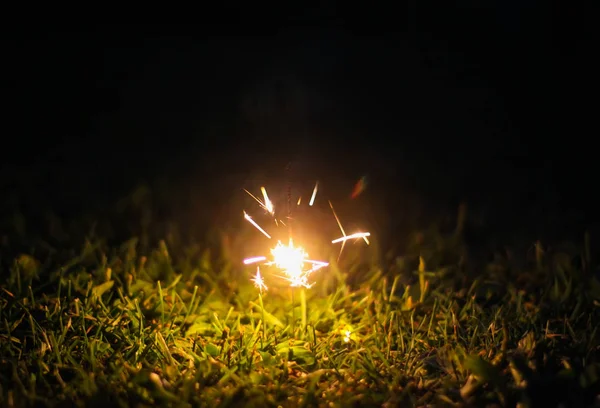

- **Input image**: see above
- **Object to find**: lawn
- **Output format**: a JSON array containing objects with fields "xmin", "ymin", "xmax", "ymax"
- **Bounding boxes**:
[{"xmin": 1, "ymin": 188, "xmax": 600, "ymax": 407}]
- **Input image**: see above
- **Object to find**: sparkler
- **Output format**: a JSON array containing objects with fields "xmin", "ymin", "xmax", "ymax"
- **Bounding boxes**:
[{"xmin": 242, "ymin": 181, "xmax": 371, "ymax": 336}]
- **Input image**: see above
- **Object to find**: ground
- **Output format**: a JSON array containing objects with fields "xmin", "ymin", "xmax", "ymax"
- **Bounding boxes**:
[{"xmin": 1, "ymin": 186, "xmax": 600, "ymax": 408}]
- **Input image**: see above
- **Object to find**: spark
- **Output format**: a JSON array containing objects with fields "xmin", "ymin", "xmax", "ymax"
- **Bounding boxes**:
[
  {"xmin": 251, "ymin": 267, "xmax": 268, "ymax": 293},
  {"xmin": 297, "ymin": 196, "xmax": 302, "ymax": 205},
  {"xmin": 351, "ymin": 176, "xmax": 368, "ymax": 199},
  {"xmin": 329, "ymin": 201, "xmax": 370, "ymax": 260},
  {"xmin": 244, "ymin": 256, "xmax": 267, "ymax": 265},
  {"xmin": 270, "ymin": 239, "xmax": 325, "ymax": 288},
  {"xmin": 305, "ymin": 259, "xmax": 329, "ymax": 269},
  {"xmin": 261, "ymin": 187, "xmax": 274, "ymax": 214},
  {"xmin": 332, "ymin": 232, "xmax": 371, "ymax": 244},
  {"xmin": 243, "ymin": 211, "xmax": 271, "ymax": 239},
  {"xmin": 329, "ymin": 200, "xmax": 348, "ymax": 259},
  {"xmin": 271, "ymin": 239, "xmax": 306, "ymax": 276},
  {"xmin": 244, "ymin": 187, "xmax": 274, "ymax": 215},
  {"xmin": 243, "ymin": 189, "xmax": 267, "ymax": 211},
  {"xmin": 309, "ymin": 181, "xmax": 319, "ymax": 206},
  {"xmin": 344, "ymin": 330, "xmax": 351, "ymax": 343}
]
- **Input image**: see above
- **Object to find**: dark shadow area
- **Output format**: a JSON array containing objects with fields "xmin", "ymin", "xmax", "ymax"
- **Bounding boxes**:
[{"xmin": 1, "ymin": 10, "xmax": 594, "ymax": 253}]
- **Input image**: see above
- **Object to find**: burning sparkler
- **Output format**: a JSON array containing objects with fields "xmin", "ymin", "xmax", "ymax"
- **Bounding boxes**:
[
  {"xmin": 243, "ymin": 238, "xmax": 328, "ymax": 289},
  {"xmin": 242, "ymin": 181, "xmax": 371, "ymax": 335},
  {"xmin": 243, "ymin": 183, "xmax": 330, "ymax": 290}
]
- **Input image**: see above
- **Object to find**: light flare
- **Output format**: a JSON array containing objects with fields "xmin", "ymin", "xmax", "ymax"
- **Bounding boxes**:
[
  {"xmin": 271, "ymin": 239, "xmax": 306, "ymax": 279},
  {"xmin": 329, "ymin": 201, "xmax": 370, "ymax": 260},
  {"xmin": 266, "ymin": 239, "xmax": 328, "ymax": 288}
]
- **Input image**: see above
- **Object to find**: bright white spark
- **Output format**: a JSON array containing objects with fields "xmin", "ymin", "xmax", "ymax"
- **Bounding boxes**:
[
  {"xmin": 243, "ymin": 211, "xmax": 271, "ymax": 239},
  {"xmin": 243, "ymin": 187, "xmax": 275, "ymax": 216},
  {"xmin": 260, "ymin": 187, "xmax": 274, "ymax": 214},
  {"xmin": 309, "ymin": 181, "xmax": 319, "ymax": 206},
  {"xmin": 329, "ymin": 201, "xmax": 347, "ymax": 260},
  {"xmin": 244, "ymin": 256, "xmax": 267, "ymax": 265},
  {"xmin": 332, "ymin": 232, "xmax": 371, "ymax": 244},
  {"xmin": 248, "ymin": 239, "xmax": 329, "ymax": 289}
]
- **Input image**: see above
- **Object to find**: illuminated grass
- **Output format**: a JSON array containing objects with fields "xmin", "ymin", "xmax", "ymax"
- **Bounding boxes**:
[{"xmin": 1, "ymin": 222, "xmax": 600, "ymax": 407}]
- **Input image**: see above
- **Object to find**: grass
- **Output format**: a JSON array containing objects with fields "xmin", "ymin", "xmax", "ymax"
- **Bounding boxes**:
[{"xmin": 2, "ymin": 200, "xmax": 600, "ymax": 407}]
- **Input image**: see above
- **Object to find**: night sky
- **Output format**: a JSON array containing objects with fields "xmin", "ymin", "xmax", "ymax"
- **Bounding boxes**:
[{"xmin": 2, "ymin": 9, "xmax": 594, "ymax": 249}]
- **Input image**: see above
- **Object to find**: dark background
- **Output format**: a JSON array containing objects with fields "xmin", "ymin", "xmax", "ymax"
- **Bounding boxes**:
[{"xmin": 1, "ymin": 8, "xmax": 595, "ymax": 252}]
